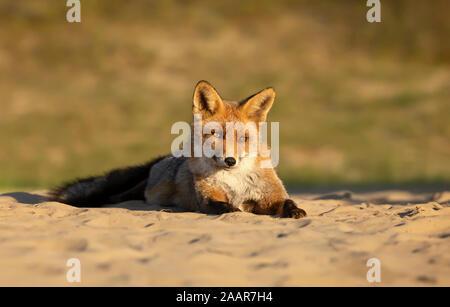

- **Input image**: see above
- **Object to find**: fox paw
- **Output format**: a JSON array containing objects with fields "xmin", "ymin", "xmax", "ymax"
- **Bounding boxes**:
[
  {"xmin": 207, "ymin": 200, "xmax": 240, "ymax": 215},
  {"xmin": 282, "ymin": 199, "xmax": 307, "ymax": 219}
]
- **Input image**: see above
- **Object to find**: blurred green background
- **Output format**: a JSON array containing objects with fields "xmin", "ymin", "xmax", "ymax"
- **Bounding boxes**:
[{"xmin": 0, "ymin": 0, "xmax": 449, "ymax": 189}]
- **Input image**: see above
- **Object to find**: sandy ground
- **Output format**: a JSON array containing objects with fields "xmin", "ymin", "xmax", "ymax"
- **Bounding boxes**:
[{"xmin": 0, "ymin": 189, "xmax": 449, "ymax": 286}]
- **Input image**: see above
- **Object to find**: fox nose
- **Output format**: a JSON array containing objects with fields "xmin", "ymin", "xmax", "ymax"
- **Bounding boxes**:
[{"xmin": 224, "ymin": 157, "xmax": 236, "ymax": 167}]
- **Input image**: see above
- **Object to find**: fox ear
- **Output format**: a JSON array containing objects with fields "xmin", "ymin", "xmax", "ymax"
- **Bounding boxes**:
[
  {"xmin": 193, "ymin": 81, "xmax": 224, "ymax": 118},
  {"xmin": 239, "ymin": 87, "xmax": 275, "ymax": 122}
]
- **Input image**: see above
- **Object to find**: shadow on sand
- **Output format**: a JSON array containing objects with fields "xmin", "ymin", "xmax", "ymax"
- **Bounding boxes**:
[
  {"xmin": 0, "ymin": 191, "xmax": 180, "ymax": 212},
  {"xmin": 2, "ymin": 187, "xmax": 449, "ymax": 210},
  {"xmin": 288, "ymin": 186, "xmax": 450, "ymax": 205},
  {"xmin": 1, "ymin": 192, "xmax": 48, "ymax": 205}
]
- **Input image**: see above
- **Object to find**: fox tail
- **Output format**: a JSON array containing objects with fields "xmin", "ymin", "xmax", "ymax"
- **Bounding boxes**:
[{"xmin": 49, "ymin": 156, "xmax": 166, "ymax": 207}]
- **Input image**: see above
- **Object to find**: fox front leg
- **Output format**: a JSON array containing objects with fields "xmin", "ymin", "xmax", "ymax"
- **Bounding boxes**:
[
  {"xmin": 196, "ymin": 181, "xmax": 240, "ymax": 215},
  {"xmin": 281, "ymin": 199, "xmax": 307, "ymax": 219},
  {"xmin": 205, "ymin": 199, "xmax": 241, "ymax": 215},
  {"xmin": 244, "ymin": 198, "xmax": 307, "ymax": 219}
]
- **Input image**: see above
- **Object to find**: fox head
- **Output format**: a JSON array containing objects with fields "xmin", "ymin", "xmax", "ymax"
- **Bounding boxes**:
[{"xmin": 190, "ymin": 80, "xmax": 275, "ymax": 170}]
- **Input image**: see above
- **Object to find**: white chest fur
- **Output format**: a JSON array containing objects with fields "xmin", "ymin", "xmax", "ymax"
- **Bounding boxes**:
[{"xmin": 202, "ymin": 158, "xmax": 263, "ymax": 208}]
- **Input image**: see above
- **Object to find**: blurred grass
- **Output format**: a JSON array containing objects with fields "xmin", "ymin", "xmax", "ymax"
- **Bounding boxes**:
[{"xmin": 0, "ymin": 0, "xmax": 449, "ymax": 189}]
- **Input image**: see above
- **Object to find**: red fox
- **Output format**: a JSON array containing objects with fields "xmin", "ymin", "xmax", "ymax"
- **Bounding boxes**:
[{"xmin": 50, "ymin": 81, "xmax": 307, "ymax": 219}]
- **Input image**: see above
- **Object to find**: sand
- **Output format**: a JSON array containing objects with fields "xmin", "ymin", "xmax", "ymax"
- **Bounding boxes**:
[{"xmin": 0, "ymin": 189, "xmax": 449, "ymax": 286}]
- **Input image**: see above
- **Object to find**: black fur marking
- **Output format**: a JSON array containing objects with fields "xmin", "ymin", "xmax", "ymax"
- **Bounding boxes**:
[
  {"xmin": 49, "ymin": 155, "xmax": 168, "ymax": 207},
  {"xmin": 282, "ymin": 199, "xmax": 307, "ymax": 219},
  {"xmin": 206, "ymin": 200, "xmax": 241, "ymax": 215}
]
